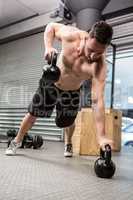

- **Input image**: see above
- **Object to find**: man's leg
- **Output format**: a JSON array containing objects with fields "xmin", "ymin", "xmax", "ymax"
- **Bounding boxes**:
[
  {"xmin": 5, "ymin": 113, "xmax": 37, "ymax": 155},
  {"xmin": 64, "ymin": 122, "xmax": 75, "ymax": 145},
  {"xmin": 5, "ymin": 80, "xmax": 57, "ymax": 155},
  {"xmin": 15, "ymin": 113, "xmax": 37, "ymax": 143},
  {"xmin": 64, "ymin": 122, "xmax": 75, "ymax": 157}
]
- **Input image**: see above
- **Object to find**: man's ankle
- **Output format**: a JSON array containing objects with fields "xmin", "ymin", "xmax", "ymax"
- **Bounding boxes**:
[
  {"xmin": 14, "ymin": 137, "xmax": 22, "ymax": 144},
  {"xmin": 65, "ymin": 141, "xmax": 72, "ymax": 145}
]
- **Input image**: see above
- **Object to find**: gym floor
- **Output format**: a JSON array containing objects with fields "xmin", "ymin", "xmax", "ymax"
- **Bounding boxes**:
[{"xmin": 0, "ymin": 141, "xmax": 133, "ymax": 200}]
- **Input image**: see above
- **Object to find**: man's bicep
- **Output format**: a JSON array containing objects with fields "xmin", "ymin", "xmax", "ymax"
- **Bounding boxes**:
[
  {"xmin": 51, "ymin": 23, "xmax": 66, "ymax": 41},
  {"xmin": 91, "ymin": 78, "xmax": 105, "ymax": 104},
  {"xmin": 56, "ymin": 24, "xmax": 79, "ymax": 41},
  {"xmin": 44, "ymin": 22, "xmax": 64, "ymax": 41},
  {"xmin": 92, "ymin": 59, "xmax": 107, "ymax": 98}
]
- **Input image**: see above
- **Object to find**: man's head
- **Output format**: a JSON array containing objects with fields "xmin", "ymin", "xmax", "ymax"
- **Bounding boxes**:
[
  {"xmin": 84, "ymin": 21, "xmax": 113, "ymax": 61},
  {"xmin": 89, "ymin": 21, "xmax": 113, "ymax": 45}
]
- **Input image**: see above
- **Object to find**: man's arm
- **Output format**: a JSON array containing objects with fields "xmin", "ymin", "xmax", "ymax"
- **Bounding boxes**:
[
  {"xmin": 44, "ymin": 22, "xmax": 80, "ymax": 61},
  {"xmin": 44, "ymin": 22, "xmax": 65, "ymax": 61},
  {"xmin": 44, "ymin": 22, "xmax": 64, "ymax": 48},
  {"xmin": 91, "ymin": 58, "xmax": 114, "ymax": 149},
  {"xmin": 44, "ymin": 22, "xmax": 80, "ymax": 47},
  {"xmin": 92, "ymin": 75, "xmax": 106, "ymax": 140}
]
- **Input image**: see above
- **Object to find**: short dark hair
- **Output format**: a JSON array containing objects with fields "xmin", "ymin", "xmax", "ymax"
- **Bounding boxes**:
[{"xmin": 89, "ymin": 21, "xmax": 113, "ymax": 45}]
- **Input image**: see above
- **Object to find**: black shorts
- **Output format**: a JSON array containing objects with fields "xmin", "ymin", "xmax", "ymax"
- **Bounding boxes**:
[{"xmin": 28, "ymin": 78, "xmax": 80, "ymax": 128}]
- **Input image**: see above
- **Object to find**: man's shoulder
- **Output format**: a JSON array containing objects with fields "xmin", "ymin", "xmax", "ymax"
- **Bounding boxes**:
[
  {"xmin": 79, "ymin": 30, "xmax": 89, "ymax": 39},
  {"xmin": 59, "ymin": 25, "xmax": 80, "ymax": 40}
]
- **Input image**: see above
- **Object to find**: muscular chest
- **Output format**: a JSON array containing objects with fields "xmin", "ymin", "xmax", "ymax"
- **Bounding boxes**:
[
  {"xmin": 61, "ymin": 54, "xmax": 94, "ymax": 79},
  {"xmin": 56, "ymin": 52, "xmax": 96, "ymax": 90}
]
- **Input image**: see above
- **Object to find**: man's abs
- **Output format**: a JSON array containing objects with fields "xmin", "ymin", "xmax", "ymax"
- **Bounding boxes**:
[{"xmin": 54, "ymin": 66, "xmax": 82, "ymax": 90}]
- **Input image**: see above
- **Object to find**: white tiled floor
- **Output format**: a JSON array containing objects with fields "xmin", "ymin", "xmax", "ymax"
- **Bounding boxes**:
[{"xmin": 0, "ymin": 141, "xmax": 133, "ymax": 200}]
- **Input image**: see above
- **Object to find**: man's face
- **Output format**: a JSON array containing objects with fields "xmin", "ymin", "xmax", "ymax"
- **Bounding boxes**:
[{"xmin": 84, "ymin": 36, "xmax": 107, "ymax": 62}]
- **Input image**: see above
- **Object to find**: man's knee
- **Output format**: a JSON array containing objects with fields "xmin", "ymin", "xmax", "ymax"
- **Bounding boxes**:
[
  {"xmin": 67, "ymin": 122, "xmax": 75, "ymax": 129},
  {"xmin": 55, "ymin": 117, "xmax": 76, "ymax": 128},
  {"xmin": 26, "ymin": 113, "xmax": 37, "ymax": 124}
]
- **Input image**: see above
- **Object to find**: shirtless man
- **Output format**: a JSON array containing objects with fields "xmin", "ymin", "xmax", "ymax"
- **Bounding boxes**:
[{"xmin": 6, "ymin": 21, "xmax": 114, "ymax": 157}]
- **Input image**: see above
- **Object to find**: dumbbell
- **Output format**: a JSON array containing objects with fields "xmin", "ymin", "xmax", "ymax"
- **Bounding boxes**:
[
  {"xmin": 7, "ymin": 129, "xmax": 17, "ymax": 147},
  {"xmin": 21, "ymin": 134, "xmax": 33, "ymax": 148},
  {"xmin": 32, "ymin": 135, "xmax": 44, "ymax": 149},
  {"xmin": 22, "ymin": 135, "xmax": 43, "ymax": 149}
]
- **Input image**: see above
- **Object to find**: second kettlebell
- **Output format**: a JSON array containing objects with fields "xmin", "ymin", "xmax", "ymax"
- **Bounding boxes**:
[{"xmin": 94, "ymin": 144, "xmax": 116, "ymax": 179}]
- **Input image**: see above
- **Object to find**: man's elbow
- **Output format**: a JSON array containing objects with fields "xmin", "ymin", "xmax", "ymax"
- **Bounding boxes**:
[
  {"xmin": 92, "ymin": 98, "xmax": 98, "ymax": 110},
  {"xmin": 45, "ymin": 22, "xmax": 55, "ymax": 32}
]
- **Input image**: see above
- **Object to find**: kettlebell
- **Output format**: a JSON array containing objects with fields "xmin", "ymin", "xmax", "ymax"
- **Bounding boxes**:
[
  {"xmin": 94, "ymin": 144, "xmax": 116, "ymax": 178},
  {"xmin": 42, "ymin": 52, "xmax": 61, "ymax": 83}
]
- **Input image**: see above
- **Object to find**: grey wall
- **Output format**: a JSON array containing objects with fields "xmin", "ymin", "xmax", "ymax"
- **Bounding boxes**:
[
  {"xmin": 0, "ymin": 10, "xmax": 133, "ymax": 48},
  {"xmin": 103, "ymin": 0, "xmax": 133, "ymax": 14},
  {"xmin": 0, "ymin": 32, "xmax": 62, "ymax": 140},
  {"xmin": 107, "ymin": 13, "xmax": 133, "ymax": 50},
  {"xmin": 0, "ymin": 10, "xmax": 133, "ymax": 138},
  {"xmin": 0, "ymin": 11, "xmax": 62, "ymax": 44}
]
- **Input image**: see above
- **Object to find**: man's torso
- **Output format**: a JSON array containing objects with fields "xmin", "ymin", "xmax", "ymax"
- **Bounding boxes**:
[{"xmin": 55, "ymin": 36, "xmax": 101, "ymax": 91}]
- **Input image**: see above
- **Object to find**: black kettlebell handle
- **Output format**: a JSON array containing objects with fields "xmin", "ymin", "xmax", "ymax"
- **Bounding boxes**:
[
  {"xmin": 100, "ymin": 144, "xmax": 112, "ymax": 164},
  {"xmin": 51, "ymin": 52, "xmax": 57, "ymax": 66},
  {"xmin": 47, "ymin": 52, "xmax": 57, "ymax": 66}
]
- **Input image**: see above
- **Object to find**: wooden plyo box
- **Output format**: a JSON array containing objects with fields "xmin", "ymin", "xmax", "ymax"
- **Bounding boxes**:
[{"xmin": 71, "ymin": 108, "xmax": 122, "ymax": 155}]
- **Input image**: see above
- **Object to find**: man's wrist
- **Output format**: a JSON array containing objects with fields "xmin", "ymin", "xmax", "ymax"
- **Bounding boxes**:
[
  {"xmin": 45, "ymin": 45, "xmax": 52, "ymax": 49},
  {"xmin": 97, "ymin": 133, "xmax": 105, "ymax": 140}
]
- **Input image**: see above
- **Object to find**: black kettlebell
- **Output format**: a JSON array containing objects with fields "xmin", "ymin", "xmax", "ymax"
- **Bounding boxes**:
[
  {"xmin": 94, "ymin": 144, "xmax": 116, "ymax": 178},
  {"xmin": 42, "ymin": 52, "xmax": 61, "ymax": 84}
]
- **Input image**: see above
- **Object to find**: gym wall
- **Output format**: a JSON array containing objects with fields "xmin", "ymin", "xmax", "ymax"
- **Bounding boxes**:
[
  {"xmin": 0, "ymin": 32, "xmax": 63, "ymax": 141},
  {"xmin": 0, "ymin": 12, "xmax": 133, "ymax": 140},
  {"xmin": 107, "ymin": 13, "xmax": 133, "ymax": 50}
]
